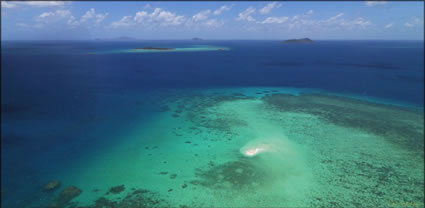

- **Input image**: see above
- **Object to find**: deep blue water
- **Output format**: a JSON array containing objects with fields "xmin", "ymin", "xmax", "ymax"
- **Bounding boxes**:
[
  {"xmin": 1, "ymin": 40, "xmax": 424, "ymax": 207},
  {"xmin": 2, "ymin": 40, "xmax": 424, "ymax": 104}
]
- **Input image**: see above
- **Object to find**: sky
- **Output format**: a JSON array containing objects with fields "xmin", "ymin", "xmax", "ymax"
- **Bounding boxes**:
[{"xmin": 1, "ymin": 1, "xmax": 424, "ymax": 40}]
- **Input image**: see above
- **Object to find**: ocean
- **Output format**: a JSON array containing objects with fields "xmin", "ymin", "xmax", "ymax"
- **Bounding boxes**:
[{"xmin": 1, "ymin": 40, "xmax": 424, "ymax": 208}]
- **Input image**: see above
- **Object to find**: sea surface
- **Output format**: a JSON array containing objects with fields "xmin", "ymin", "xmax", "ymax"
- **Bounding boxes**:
[{"xmin": 1, "ymin": 40, "xmax": 424, "ymax": 208}]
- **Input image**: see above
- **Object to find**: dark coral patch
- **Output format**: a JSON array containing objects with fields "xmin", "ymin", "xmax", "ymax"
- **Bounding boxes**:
[
  {"xmin": 169, "ymin": 174, "xmax": 177, "ymax": 179},
  {"xmin": 108, "ymin": 185, "xmax": 125, "ymax": 194},
  {"xmin": 48, "ymin": 186, "xmax": 82, "ymax": 208},
  {"xmin": 193, "ymin": 158, "xmax": 268, "ymax": 190},
  {"xmin": 42, "ymin": 180, "xmax": 61, "ymax": 192},
  {"xmin": 81, "ymin": 189, "xmax": 169, "ymax": 208}
]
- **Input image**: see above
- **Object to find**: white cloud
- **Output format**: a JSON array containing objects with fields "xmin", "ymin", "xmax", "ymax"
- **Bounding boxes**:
[
  {"xmin": 149, "ymin": 8, "xmax": 161, "ymax": 17},
  {"xmin": 21, "ymin": 1, "xmax": 65, "ymax": 7},
  {"xmin": 39, "ymin": 12, "xmax": 55, "ymax": 18},
  {"xmin": 41, "ymin": 8, "xmax": 106, "ymax": 27},
  {"xmin": 11, "ymin": 6, "xmax": 109, "ymax": 31},
  {"xmin": 404, "ymin": 17, "xmax": 422, "ymax": 28},
  {"xmin": 365, "ymin": 1, "xmax": 387, "ymax": 7},
  {"xmin": 95, "ymin": 13, "xmax": 108, "ymax": 24},
  {"xmin": 404, "ymin": 22, "xmax": 414, "ymax": 27},
  {"xmin": 80, "ymin": 8, "xmax": 95, "ymax": 23},
  {"xmin": 30, "ymin": 8, "xmax": 108, "ymax": 29},
  {"xmin": 67, "ymin": 16, "xmax": 79, "ymax": 26},
  {"xmin": 75, "ymin": 8, "xmax": 108, "ymax": 25},
  {"xmin": 236, "ymin": 7, "xmax": 256, "ymax": 22},
  {"xmin": 259, "ymin": 2, "xmax": 282, "ymax": 15},
  {"xmin": 291, "ymin": 10, "xmax": 314, "ymax": 21},
  {"xmin": 213, "ymin": 5, "xmax": 230, "ymax": 15},
  {"xmin": 3, "ymin": 1, "xmax": 65, "ymax": 8},
  {"xmin": 343, "ymin": 17, "xmax": 372, "ymax": 28},
  {"xmin": 384, "ymin": 22, "xmax": 394, "ymax": 28},
  {"xmin": 109, "ymin": 7, "xmax": 185, "ymax": 28},
  {"xmin": 109, "ymin": 16, "xmax": 133, "ymax": 28},
  {"xmin": 261, "ymin": 16, "xmax": 289, "ymax": 24},
  {"xmin": 134, "ymin": 11, "xmax": 148, "ymax": 23},
  {"xmin": 204, "ymin": 19, "xmax": 224, "ymax": 28},
  {"xmin": 156, "ymin": 10, "xmax": 185, "ymax": 26},
  {"xmin": 275, "ymin": 11, "xmax": 373, "ymax": 31},
  {"xmin": 1, "ymin": 1, "xmax": 16, "ymax": 8},
  {"xmin": 36, "ymin": 9, "xmax": 71, "ymax": 22},
  {"xmin": 315, "ymin": 13, "xmax": 372, "ymax": 29},
  {"xmin": 56, "ymin": 9, "xmax": 71, "ymax": 18},
  {"xmin": 192, "ymin": 10, "xmax": 211, "ymax": 22},
  {"xmin": 327, "ymin": 13, "xmax": 344, "ymax": 22}
]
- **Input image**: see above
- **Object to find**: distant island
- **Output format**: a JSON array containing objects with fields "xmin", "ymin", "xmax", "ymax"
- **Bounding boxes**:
[
  {"xmin": 133, "ymin": 47, "xmax": 175, "ymax": 51},
  {"xmin": 115, "ymin": 36, "xmax": 137, "ymax": 41},
  {"xmin": 95, "ymin": 36, "xmax": 137, "ymax": 41},
  {"xmin": 192, "ymin": 38, "xmax": 203, "ymax": 41},
  {"xmin": 282, "ymin": 38, "xmax": 313, "ymax": 43}
]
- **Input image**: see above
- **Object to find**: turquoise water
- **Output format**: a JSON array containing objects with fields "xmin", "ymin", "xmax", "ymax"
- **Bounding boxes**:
[{"xmin": 1, "ymin": 41, "xmax": 424, "ymax": 208}]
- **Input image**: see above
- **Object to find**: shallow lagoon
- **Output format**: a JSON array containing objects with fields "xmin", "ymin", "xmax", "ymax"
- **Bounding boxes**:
[{"xmin": 3, "ymin": 87, "xmax": 424, "ymax": 208}]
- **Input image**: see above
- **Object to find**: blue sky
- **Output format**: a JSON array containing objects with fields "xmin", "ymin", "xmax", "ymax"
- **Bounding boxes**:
[{"xmin": 1, "ymin": 1, "xmax": 424, "ymax": 40}]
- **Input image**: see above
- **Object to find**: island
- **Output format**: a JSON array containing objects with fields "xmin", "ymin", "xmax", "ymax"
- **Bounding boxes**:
[
  {"xmin": 95, "ymin": 36, "xmax": 138, "ymax": 41},
  {"xmin": 133, "ymin": 47, "xmax": 175, "ymax": 51},
  {"xmin": 282, "ymin": 38, "xmax": 313, "ymax": 43},
  {"xmin": 192, "ymin": 38, "xmax": 203, "ymax": 41},
  {"xmin": 93, "ymin": 45, "xmax": 229, "ymax": 54}
]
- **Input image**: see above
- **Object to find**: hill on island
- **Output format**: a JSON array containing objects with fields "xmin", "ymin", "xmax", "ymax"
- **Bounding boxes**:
[
  {"xmin": 95, "ymin": 36, "xmax": 137, "ymax": 41},
  {"xmin": 282, "ymin": 38, "xmax": 313, "ymax": 43}
]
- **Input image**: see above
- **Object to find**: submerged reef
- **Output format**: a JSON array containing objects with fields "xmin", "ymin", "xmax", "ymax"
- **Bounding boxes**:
[
  {"xmin": 193, "ymin": 157, "xmax": 268, "ymax": 190},
  {"xmin": 77, "ymin": 189, "xmax": 170, "ymax": 208},
  {"xmin": 43, "ymin": 180, "xmax": 61, "ymax": 192},
  {"xmin": 154, "ymin": 90, "xmax": 423, "ymax": 207},
  {"xmin": 48, "ymin": 186, "xmax": 82, "ymax": 208},
  {"xmin": 107, "ymin": 185, "xmax": 125, "ymax": 194},
  {"xmin": 262, "ymin": 93, "xmax": 424, "ymax": 155},
  {"xmin": 43, "ymin": 187, "xmax": 174, "ymax": 208},
  {"xmin": 38, "ymin": 89, "xmax": 420, "ymax": 208}
]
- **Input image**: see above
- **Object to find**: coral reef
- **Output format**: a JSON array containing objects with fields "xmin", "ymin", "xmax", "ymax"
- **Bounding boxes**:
[
  {"xmin": 193, "ymin": 157, "xmax": 268, "ymax": 190},
  {"xmin": 107, "ymin": 185, "xmax": 125, "ymax": 194},
  {"xmin": 82, "ymin": 189, "xmax": 170, "ymax": 208},
  {"xmin": 43, "ymin": 180, "xmax": 61, "ymax": 192},
  {"xmin": 48, "ymin": 186, "xmax": 82, "ymax": 208},
  {"xmin": 262, "ymin": 93, "xmax": 424, "ymax": 155}
]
